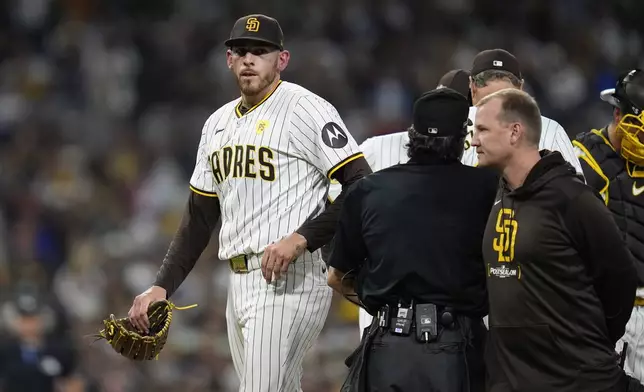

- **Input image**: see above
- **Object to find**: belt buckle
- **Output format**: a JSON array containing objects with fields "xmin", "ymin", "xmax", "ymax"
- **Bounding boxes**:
[
  {"xmin": 635, "ymin": 297, "xmax": 644, "ymax": 307},
  {"xmin": 230, "ymin": 255, "xmax": 249, "ymax": 273}
]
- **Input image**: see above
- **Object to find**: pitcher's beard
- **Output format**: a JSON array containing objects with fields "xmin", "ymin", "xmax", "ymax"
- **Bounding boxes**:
[{"xmin": 237, "ymin": 72, "xmax": 277, "ymax": 97}]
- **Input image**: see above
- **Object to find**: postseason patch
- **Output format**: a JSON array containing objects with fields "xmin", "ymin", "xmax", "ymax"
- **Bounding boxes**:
[{"xmin": 321, "ymin": 122, "xmax": 348, "ymax": 149}]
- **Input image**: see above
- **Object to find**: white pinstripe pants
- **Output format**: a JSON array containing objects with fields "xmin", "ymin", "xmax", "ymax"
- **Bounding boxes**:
[
  {"xmin": 617, "ymin": 306, "xmax": 644, "ymax": 385},
  {"xmin": 226, "ymin": 256, "xmax": 333, "ymax": 392}
]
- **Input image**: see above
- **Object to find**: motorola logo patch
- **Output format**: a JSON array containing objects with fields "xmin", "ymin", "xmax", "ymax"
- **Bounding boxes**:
[{"xmin": 321, "ymin": 122, "xmax": 348, "ymax": 149}]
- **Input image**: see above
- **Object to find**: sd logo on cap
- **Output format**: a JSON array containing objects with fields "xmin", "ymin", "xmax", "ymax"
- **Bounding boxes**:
[{"xmin": 225, "ymin": 14, "xmax": 285, "ymax": 50}]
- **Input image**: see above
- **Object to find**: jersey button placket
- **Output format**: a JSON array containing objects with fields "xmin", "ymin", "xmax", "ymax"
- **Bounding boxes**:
[{"xmin": 236, "ymin": 118, "xmax": 244, "ymax": 128}]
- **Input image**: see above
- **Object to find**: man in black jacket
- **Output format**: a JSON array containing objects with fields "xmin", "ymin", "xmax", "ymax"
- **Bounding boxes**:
[
  {"xmin": 472, "ymin": 87, "xmax": 638, "ymax": 392},
  {"xmin": 328, "ymin": 88, "xmax": 498, "ymax": 391}
]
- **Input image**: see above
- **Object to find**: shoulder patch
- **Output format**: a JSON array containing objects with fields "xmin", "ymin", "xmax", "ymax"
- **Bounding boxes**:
[{"xmin": 321, "ymin": 122, "xmax": 348, "ymax": 149}]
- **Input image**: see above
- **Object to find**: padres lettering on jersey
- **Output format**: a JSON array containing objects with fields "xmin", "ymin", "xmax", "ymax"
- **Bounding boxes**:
[
  {"xmin": 189, "ymin": 81, "xmax": 362, "ymax": 261},
  {"xmin": 210, "ymin": 145, "xmax": 276, "ymax": 183}
]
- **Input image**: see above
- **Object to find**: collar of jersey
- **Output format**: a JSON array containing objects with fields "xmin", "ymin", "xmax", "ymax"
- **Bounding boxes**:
[{"xmin": 235, "ymin": 80, "xmax": 283, "ymax": 118}]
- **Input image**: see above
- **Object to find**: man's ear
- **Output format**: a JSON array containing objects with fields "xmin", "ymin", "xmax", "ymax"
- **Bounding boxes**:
[
  {"xmin": 469, "ymin": 78, "xmax": 478, "ymax": 105},
  {"xmin": 510, "ymin": 123, "xmax": 522, "ymax": 145},
  {"xmin": 226, "ymin": 49, "xmax": 233, "ymax": 69},
  {"xmin": 277, "ymin": 50, "xmax": 290, "ymax": 72}
]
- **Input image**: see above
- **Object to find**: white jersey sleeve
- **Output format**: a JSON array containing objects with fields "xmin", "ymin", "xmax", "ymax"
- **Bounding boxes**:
[
  {"xmin": 189, "ymin": 113, "xmax": 219, "ymax": 197},
  {"xmin": 359, "ymin": 137, "xmax": 377, "ymax": 169},
  {"xmin": 461, "ymin": 108, "xmax": 478, "ymax": 167},
  {"xmin": 538, "ymin": 117, "xmax": 584, "ymax": 176},
  {"xmin": 289, "ymin": 95, "xmax": 363, "ymax": 178}
]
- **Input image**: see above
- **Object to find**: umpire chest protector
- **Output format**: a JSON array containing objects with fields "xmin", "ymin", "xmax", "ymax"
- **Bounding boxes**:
[{"xmin": 575, "ymin": 128, "xmax": 644, "ymax": 285}]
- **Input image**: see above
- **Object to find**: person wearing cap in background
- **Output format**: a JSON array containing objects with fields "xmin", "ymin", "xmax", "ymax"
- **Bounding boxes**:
[
  {"xmin": 127, "ymin": 13, "xmax": 371, "ymax": 392},
  {"xmin": 0, "ymin": 284, "xmax": 83, "ymax": 392},
  {"xmin": 574, "ymin": 69, "xmax": 644, "ymax": 385},
  {"xmin": 438, "ymin": 68, "xmax": 473, "ymax": 105},
  {"xmin": 327, "ymin": 87, "xmax": 498, "ymax": 391},
  {"xmin": 325, "ymin": 69, "xmax": 476, "ymax": 338},
  {"xmin": 472, "ymin": 87, "xmax": 640, "ymax": 392},
  {"xmin": 461, "ymin": 48, "xmax": 584, "ymax": 177}
]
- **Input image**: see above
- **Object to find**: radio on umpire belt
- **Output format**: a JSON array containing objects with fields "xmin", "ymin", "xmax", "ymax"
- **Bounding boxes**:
[
  {"xmin": 391, "ymin": 301, "xmax": 413, "ymax": 336},
  {"xmin": 415, "ymin": 304, "xmax": 438, "ymax": 342}
]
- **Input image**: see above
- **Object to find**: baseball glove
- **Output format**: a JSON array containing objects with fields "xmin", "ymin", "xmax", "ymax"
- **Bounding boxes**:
[{"xmin": 94, "ymin": 300, "xmax": 196, "ymax": 361}]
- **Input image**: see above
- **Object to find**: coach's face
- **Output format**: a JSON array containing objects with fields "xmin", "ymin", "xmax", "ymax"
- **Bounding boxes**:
[
  {"xmin": 472, "ymin": 99, "xmax": 513, "ymax": 168},
  {"xmin": 227, "ymin": 41, "xmax": 290, "ymax": 97}
]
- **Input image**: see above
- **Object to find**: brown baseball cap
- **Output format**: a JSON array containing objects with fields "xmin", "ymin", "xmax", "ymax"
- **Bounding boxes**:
[
  {"xmin": 437, "ymin": 69, "xmax": 471, "ymax": 104},
  {"xmin": 224, "ymin": 14, "xmax": 284, "ymax": 50},
  {"xmin": 471, "ymin": 49, "xmax": 522, "ymax": 79}
]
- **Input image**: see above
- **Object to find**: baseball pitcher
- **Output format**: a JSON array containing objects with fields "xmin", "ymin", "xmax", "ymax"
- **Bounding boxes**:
[{"xmin": 127, "ymin": 14, "xmax": 371, "ymax": 392}]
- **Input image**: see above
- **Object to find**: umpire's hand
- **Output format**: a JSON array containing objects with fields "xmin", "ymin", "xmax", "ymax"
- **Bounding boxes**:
[
  {"xmin": 261, "ymin": 233, "xmax": 308, "ymax": 283},
  {"xmin": 128, "ymin": 286, "xmax": 167, "ymax": 333}
]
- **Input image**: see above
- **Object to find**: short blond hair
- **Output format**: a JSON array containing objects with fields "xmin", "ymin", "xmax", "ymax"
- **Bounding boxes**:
[{"xmin": 477, "ymin": 88, "xmax": 542, "ymax": 146}]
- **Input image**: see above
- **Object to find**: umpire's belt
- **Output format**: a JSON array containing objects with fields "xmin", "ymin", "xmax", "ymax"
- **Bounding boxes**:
[
  {"xmin": 375, "ymin": 302, "xmax": 457, "ymax": 331},
  {"xmin": 228, "ymin": 254, "xmax": 262, "ymax": 273}
]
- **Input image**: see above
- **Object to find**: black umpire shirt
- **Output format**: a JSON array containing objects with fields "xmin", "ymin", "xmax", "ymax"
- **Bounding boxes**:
[{"xmin": 327, "ymin": 157, "xmax": 499, "ymax": 317}]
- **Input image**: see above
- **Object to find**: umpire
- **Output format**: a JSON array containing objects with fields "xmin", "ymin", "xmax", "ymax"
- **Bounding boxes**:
[{"xmin": 327, "ymin": 87, "xmax": 498, "ymax": 391}]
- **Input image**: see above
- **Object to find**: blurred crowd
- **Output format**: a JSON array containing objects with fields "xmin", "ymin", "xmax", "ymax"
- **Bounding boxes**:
[{"xmin": 0, "ymin": 0, "xmax": 643, "ymax": 391}]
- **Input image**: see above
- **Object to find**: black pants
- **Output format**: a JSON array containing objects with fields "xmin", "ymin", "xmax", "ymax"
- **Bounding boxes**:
[
  {"xmin": 611, "ymin": 373, "xmax": 644, "ymax": 392},
  {"xmin": 365, "ymin": 318, "xmax": 486, "ymax": 392}
]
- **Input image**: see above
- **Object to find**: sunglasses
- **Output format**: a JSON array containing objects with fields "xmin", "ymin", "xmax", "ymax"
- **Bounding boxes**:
[{"xmin": 231, "ymin": 46, "xmax": 278, "ymax": 57}]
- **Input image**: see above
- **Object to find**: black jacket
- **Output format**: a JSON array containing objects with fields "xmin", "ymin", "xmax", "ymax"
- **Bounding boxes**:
[
  {"xmin": 328, "ymin": 159, "xmax": 498, "ymax": 317},
  {"xmin": 484, "ymin": 151, "xmax": 637, "ymax": 392}
]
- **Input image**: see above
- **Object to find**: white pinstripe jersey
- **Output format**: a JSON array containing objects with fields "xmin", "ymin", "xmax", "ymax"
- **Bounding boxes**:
[
  {"xmin": 190, "ymin": 80, "xmax": 362, "ymax": 261},
  {"xmin": 329, "ymin": 106, "xmax": 583, "ymax": 200}
]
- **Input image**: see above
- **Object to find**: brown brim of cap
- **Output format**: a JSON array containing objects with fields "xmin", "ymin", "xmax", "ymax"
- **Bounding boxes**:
[
  {"xmin": 600, "ymin": 88, "xmax": 619, "ymax": 107},
  {"xmin": 224, "ymin": 37, "xmax": 283, "ymax": 50}
]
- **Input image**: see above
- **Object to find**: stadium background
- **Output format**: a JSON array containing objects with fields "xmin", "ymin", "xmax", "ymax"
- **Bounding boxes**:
[{"xmin": 0, "ymin": 0, "xmax": 643, "ymax": 391}]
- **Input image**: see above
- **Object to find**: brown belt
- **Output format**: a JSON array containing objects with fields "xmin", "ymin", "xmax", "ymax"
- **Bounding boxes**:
[{"xmin": 635, "ymin": 297, "xmax": 644, "ymax": 307}]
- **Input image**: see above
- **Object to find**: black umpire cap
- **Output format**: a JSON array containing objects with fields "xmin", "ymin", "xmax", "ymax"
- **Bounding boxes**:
[
  {"xmin": 412, "ymin": 88, "xmax": 470, "ymax": 138},
  {"xmin": 471, "ymin": 49, "xmax": 522, "ymax": 80},
  {"xmin": 225, "ymin": 14, "xmax": 285, "ymax": 50}
]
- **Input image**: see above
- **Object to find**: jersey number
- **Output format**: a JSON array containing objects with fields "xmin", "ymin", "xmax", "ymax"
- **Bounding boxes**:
[{"xmin": 211, "ymin": 145, "xmax": 276, "ymax": 184}]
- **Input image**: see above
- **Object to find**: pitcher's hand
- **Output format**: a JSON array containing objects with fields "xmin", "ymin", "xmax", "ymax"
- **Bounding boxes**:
[
  {"xmin": 261, "ymin": 233, "xmax": 308, "ymax": 283},
  {"xmin": 128, "ymin": 286, "xmax": 167, "ymax": 333}
]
